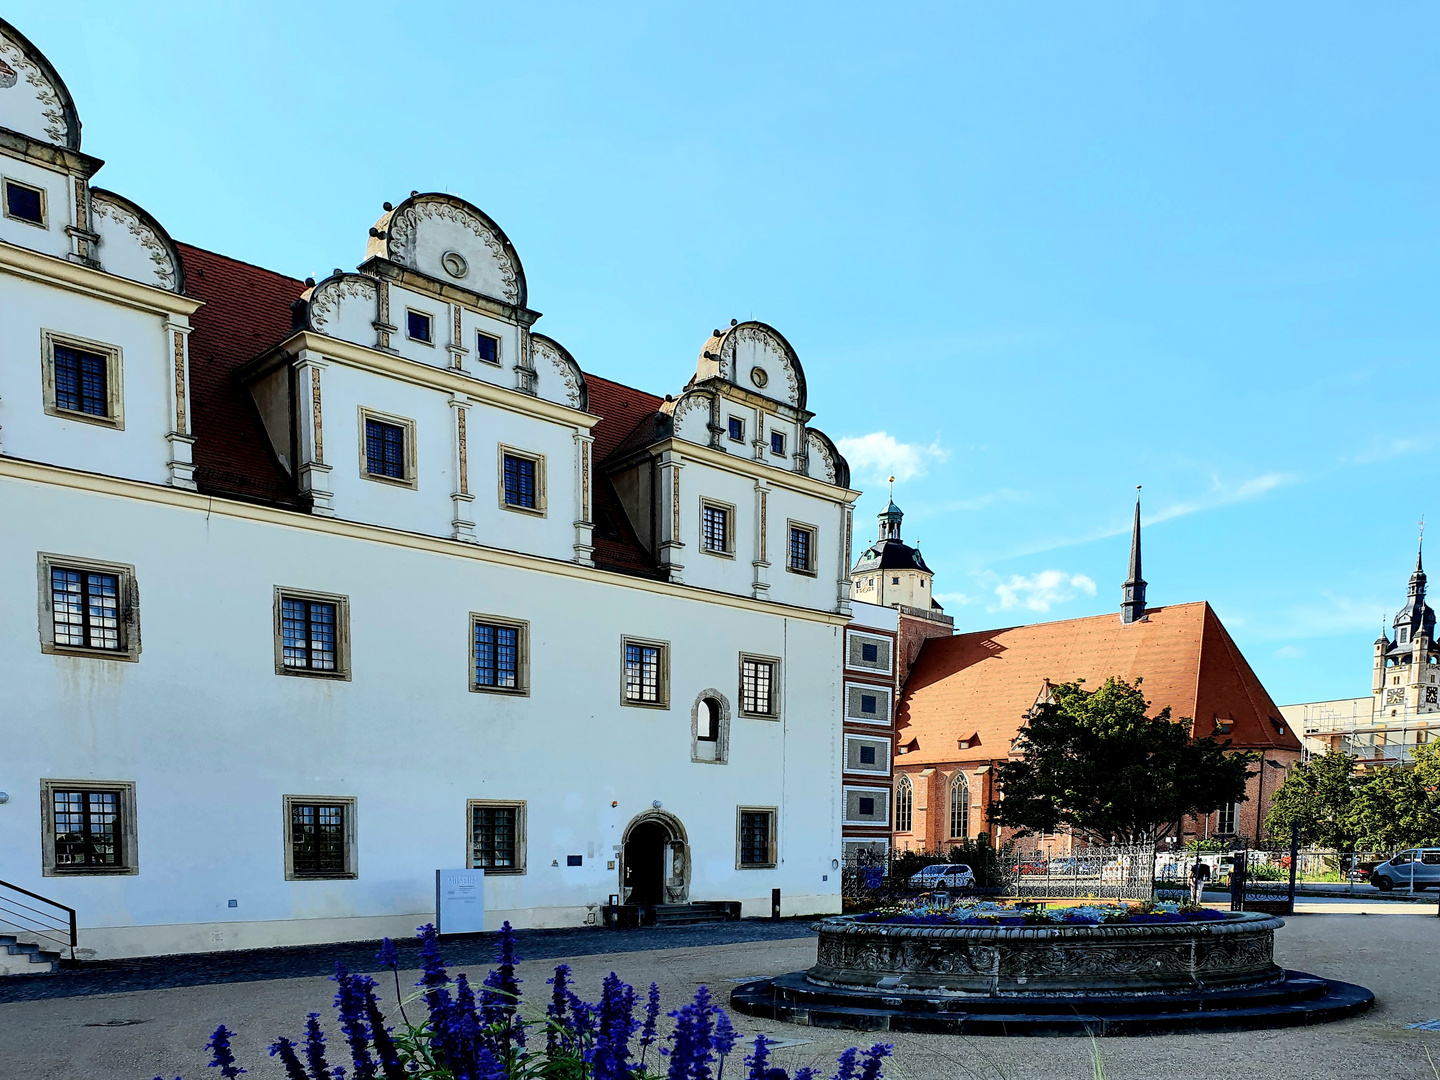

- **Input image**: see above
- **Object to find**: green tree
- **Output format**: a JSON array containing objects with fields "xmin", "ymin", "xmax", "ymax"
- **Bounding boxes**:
[
  {"xmin": 1263, "ymin": 749, "xmax": 1359, "ymax": 849},
  {"xmin": 989, "ymin": 677, "xmax": 1258, "ymax": 843},
  {"xmin": 1344, "ymin": 761, "xmax": 1440, "ymax": 851}
]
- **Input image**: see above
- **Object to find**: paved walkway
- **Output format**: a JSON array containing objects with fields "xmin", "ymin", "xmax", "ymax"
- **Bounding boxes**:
[{"xmin": 2, "ymin": 911, "xmax": 1438, "ymax": 1079}]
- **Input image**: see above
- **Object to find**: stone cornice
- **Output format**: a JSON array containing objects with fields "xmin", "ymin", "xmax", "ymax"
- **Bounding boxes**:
[
  {"xmin": 0, "ymin": 124, "xmax": 104, "ymax": 177},
  {"xmin": 241, "ymin": 330, "xmax": 600, "ymax": 432},
  {"xmin": 0, "ymin": 240, "xmax": 202, "ymax": 317},
  {"xmin": 359, "ymin": 257, "xmax": 542, "ymax": 327},
  {"xmin": 0, "ymin": 456, "xmax": 850, "ymax": 626}
]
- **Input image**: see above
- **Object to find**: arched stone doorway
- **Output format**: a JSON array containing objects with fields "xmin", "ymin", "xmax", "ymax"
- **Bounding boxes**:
[{"xmin": 621, "ymin": 810, "xmax": 689, "ymax": 905}]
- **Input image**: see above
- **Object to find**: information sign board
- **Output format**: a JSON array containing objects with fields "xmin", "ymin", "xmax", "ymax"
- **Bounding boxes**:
[{"xmin": 436, "ymin": 868, "xmax": 485, "ymax": 935}]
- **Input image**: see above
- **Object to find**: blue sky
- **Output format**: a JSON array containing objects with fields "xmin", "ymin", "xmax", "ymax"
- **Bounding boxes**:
[{"xmin": 16, "ymin": 3, "xmax": 1440, "ymax": 703}]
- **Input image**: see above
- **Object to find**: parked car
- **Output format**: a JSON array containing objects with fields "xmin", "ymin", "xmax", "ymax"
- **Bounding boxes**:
[
  {"xmin": 908, "ymin": 863, "xmax": 976, "ymax": 889},
  {"xmin": 1045, "ymin": 857, "xmax": 1103, "ymax": 876},
  {"xmin": 1370, "ymin": 848, "xmax": 1440, "ymax": 891}
]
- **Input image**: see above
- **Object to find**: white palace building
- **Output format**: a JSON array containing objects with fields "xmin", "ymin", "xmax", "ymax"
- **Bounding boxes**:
[{"xmin": 0, "ymin": 18, "xmax": 862, "ymax": 959}]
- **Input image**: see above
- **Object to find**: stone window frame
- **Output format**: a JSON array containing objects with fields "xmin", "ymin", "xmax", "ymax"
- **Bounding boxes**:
[
  {"xmin": 475, "ymin": 330, "xmax": 502, "ymax": 366},
  {"xmin": 40, "ymin": 329, "xmax": 125, "ymax": 430},
  {"xmin": 785, "ymin": 519, "xmax": 818, "ymax": 576},
  {"xmin": 845, "ymin": 630, "xmax": 894, "ymax": 675},
  {"xmin": 842, "ymin": 784, "xmax": 891, "ymax": 827},
  {"xmin": 358, "ymin": 406, "xmax": 419, "ymax": 490},
  {"xmin": 894, "ymin": 774, "xmax": 914, "ymax": 833},
  {"xmin": 283, "ymin": 794, "xmax": 359, "ymax": 880},
  {"xmin": 39, "ymin": 778, "xmax": 139, "ymax": 877},
  {"xmin": 698, "ymin": 497, "xmax": 737, "ymax": 559},
  {"xmin": 620, "ymin": 635, "xmax": 671, "ymax": 709},
  {"xmin": 467, "ymin": 799, "xmax": 527, "ymax": 875},
  {"xmin": 844, "ymin": 680, "xmax": 892, "ymax": 726},
  {"xmin": 727, "ymin": 416, "xmax": 745, "ymax": 444},
  {"xmin": 844, "ymin": 732, "xmax": 891, "ymax": 775},
  {"xmin": 469, "ymin": 611, "xmax": 530, "ymax": 696},
  {"xmin": 498, "ymin": 445, "xmax": 548, "ymax": 517},
  {"xmin": 405, "ymin": 307, "xmax": 436, "ymax": 346},
  {"xmin": 735, "ymin": 806, "xmax": 778, "ymax": 869},
  {"xmin": 3, "ymin": 175, "xmax": 47, "ymax": 228},
  {"xmin": 273, "ymin": 586, "xmax": 353, "ymax": 681},
  {"xmin": 37, "ymin": 552, "xmax": 142, "ymax": 663},
  {"xmin": 690, "ymin": 689, "xmax": 731, "ymax": 765},
  {"xmin": 737, "ymin": 652, "xmax": 781, "ymax": 720}
]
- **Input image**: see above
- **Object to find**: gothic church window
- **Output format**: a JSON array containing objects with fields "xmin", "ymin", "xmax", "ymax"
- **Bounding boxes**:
[
  {"xmin": 895, "ymin": 775, "xmax": 913, "ymax": 832},
  {"xmin": 949, "ymin": 773, "xmax": 969, "ymax": 839}
]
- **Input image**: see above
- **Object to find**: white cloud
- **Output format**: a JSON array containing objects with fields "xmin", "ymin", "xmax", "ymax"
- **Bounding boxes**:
[
  {"xmin": 933, "ymin": 591, "xmax": 978, "ymax": 607},
  {"xmin": 836, "ymin": 431, "xmax": 949, "ymax": 484},
  {"xmin": 1274, "ymin": 645, "xmax": 1306, "ymax": 659},
  {"xmin": 992, "ymin": 570, "xmax": 1097, "ymax": 613}
]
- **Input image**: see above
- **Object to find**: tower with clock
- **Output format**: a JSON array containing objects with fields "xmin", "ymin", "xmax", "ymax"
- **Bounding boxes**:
[{"xmin": 1371, "ymin": 534, "xmax": 1440, "ymax": 726}]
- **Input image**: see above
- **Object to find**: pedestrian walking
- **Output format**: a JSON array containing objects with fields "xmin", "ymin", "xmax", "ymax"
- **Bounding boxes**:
[{"xmin": 1188, "ymin": 858, "xmax": 1211, "ymax": 904}]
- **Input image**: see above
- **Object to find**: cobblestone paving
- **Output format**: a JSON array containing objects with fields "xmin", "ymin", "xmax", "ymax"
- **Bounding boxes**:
[{"xmin": 0, "ymin": 918, "xmax": 816, "ymax": 1003}]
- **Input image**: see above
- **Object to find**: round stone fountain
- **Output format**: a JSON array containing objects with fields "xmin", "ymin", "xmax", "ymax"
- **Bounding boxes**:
[{"xmin": 730, "ymin": 912, "xmax": 1373, "ymax": 1036}]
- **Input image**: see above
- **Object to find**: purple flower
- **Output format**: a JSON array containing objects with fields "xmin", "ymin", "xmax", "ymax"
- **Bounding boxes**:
[
  {"xmin": 207, "ymin": 1024, "xmax": 246, "ymax": 1079},
  {"xmin": 303, "ymin": 1013, "xmax": 333, "ymax": 1080},
  {"xmin": 639, "ymin": 982, "xmax": 662, "ymax": 1055},
  {"xmin": 416, "ymin": 924, "xmax": 450, "ymax": 991},
  {"xmin": 831, "ymin": 1047, "xmax": 859, "ymax": 1080},
  {"xmin": 375, "ymin": 938, "xmax": 399, "ymax": 972},
  {"xmin": 858, "ymin": 1044, "xmax": 892, "ymax": 1080},
  {"xmin": 744, "ymin": 1034, "xmax": 770, "ymax": 1080},
  {"xmin": 331, "ymin": 965, "xmax": 378, "ymax": 1080},
  {"xmin": 588, "ymin": 972, "xmax": 639, "ymax": 1080},
  {"xmin": 794, "ymin": 1069, "xmax": 816, "ymax": 1080},
  {"xmin": 713, "ymin": 1009, "xmax": 737, "ymax": 1080},
  {"xmin": 362, "ymin": 982, "xmax": 405, "ymax": 1080},
  {"xmin": 270, "ymin": 1037, "xmax": 308, "ymax": 1080}
]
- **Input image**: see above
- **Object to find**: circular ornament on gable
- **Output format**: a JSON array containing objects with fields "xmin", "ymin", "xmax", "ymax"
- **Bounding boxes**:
[
  {"xmin": 441, "ymin": 250, "xmax": 469, "ymax": 279},
  {"xmin": 750, "ymin": 366, "xmax": 769, "ymax": 389}
]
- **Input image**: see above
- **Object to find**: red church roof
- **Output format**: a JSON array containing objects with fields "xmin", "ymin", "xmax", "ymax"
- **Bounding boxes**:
[{"xmin": 897, "ymin": 602, "xmax": 1301, "ymax": 761}]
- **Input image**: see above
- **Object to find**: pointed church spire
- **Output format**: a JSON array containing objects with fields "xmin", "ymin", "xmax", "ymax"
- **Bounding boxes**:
[{"xmin": 1121, "ymin": 486, "xmax": 1147, "ymax": 624}]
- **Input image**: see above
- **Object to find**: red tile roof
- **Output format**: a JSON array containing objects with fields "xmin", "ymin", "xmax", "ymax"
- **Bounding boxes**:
[
  {"xmin": 584, "ymin": 372, "xmax": 666, "ymax": 464},
  {"xmin": 897, "ymin": 602, "xmax": 1301, "ymax": 762},
  {"xmin": 177, "ymin": 243, "xmax": 305, "ymax": 506}
]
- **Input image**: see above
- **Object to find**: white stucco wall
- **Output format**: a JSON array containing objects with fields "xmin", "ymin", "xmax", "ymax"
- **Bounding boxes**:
[{"xmin": 0, "ymin": 468, "xmax": 844, "ymax": 958}]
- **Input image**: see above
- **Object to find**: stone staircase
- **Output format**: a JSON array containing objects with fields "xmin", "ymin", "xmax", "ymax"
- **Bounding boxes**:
[{"xmin": 0, "ymin": 933, "xmax": 63, "ymax": 976}]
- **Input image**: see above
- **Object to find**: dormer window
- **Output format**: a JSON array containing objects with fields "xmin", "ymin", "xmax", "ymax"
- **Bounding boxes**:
[
  {"xmin": 728, "ymin": 417, "xmax": 744, "ymax": 442},
  {"xmin": 770, "ymin": 431, "xmax": 786, "ymax": 457},
  {"xmin": 476, "ymin": 332, "xmax": 500, "ymax": 365},
  {"xmin": 407, "ymin": 310, "xmax": 433, "ymax": 344},
  {"xmin": 3, "ymin": 178, "xmax": 45, "ymax": 226}
]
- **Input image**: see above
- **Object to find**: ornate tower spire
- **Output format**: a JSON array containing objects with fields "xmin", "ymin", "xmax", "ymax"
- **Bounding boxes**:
[
  {"xmin": 877, "ymin": 475, "xmax": 903, "ymax": 541},
  {"xmin": 1121, "ymin": 486, "xmax": 1147, "ymax": 625}
]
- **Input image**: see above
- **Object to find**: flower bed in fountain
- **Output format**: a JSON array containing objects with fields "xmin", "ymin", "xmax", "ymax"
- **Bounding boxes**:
[{"xmin": 859, "ymin": 897, "xmax": 1228, "ymax": 928}]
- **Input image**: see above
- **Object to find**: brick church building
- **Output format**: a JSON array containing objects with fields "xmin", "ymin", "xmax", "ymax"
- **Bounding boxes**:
[{"xmin": 890, "ymin": 497, "xmax": 1302, "ymax": 854}]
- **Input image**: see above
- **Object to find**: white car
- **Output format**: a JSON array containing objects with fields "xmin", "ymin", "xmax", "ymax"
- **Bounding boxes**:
[{"xmin": 907, "ymin": 863, "xmax": 975, "ymax": 889}]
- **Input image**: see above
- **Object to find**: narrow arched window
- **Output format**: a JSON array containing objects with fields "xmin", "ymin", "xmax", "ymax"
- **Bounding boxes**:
[
  {"xmin": 698, "ymin": 699, "xmax": 720, "ymax": 741},
  {"xmin": 894, "ymin": 775, "xmax": 913, "ymax": 833},
  {"xmin": 949, "ymin": 773, "xmax": 969, "ymax": 839}
]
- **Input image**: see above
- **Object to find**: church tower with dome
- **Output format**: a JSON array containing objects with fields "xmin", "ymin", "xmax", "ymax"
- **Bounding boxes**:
[
  {"xmin": 1371, "ymin": 536, "xmax": 1440, "ymax": 725},
  {"xmin": 849, "ymin": 483, "xmax": 944, "ymax": 615}
]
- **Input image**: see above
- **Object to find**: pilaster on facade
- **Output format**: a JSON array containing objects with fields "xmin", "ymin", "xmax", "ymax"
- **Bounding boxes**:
[
  {"xmin": 293, "ymin": 350, "xmax": 335, "ymax": 517},
  {"xmin": 573, "ymin": 430, "xmax": 595, "ymax": 565},
  {"xmin": 164, "ymin": 320, "xmax": 197, "ymax": 490},
  {"xmin": 515, "ymin": 327, "xmax": 537, "ymax": 396},
  {"xmin": 372, "ymin": 278, "xmax": 397, "ymax": 354},
  {"xmin": 449, "ymin": 394, "xmax": 476, "ymax": 543},
  {"xmin": 65, "ymin": 176, "xmax": 99, "ymax": 269},
  {"xmin": 751, "ymin": 479, "xmax": 771, "ymax": 600},
  {"xmin": 657, "ymin": 451, "xmax": 685, "ymax": 584},
  {"xmin": 446, "ymin": 303, "xmax": 467, "ymax": 371},
  {"xmin": 835, "ymin": 506, "xmax": 854, "ymax": 617}
]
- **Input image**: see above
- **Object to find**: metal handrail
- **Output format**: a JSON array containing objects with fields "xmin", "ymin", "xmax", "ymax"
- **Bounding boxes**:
[{"xmin": 0, "ymin": 878, "xmax": 77, "ymax": 962}]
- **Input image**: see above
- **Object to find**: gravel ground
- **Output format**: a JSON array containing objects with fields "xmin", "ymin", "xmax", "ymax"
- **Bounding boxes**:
[{"xmin": 1, "ymin": 911, "xmax": 1437, "ymax": 1080}]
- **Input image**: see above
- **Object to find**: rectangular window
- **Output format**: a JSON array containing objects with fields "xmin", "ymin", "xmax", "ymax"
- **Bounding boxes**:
[
  {"xmin": 740, "ymin": 655, "xmax": 779, "ymax": 718},
  {"xmin": 41, "ymin": 780, "xmax": 137, "ymax": 876},
  {"xmin": 407, "ymin": 310, "xmax": 433, "ymax": 343},
  {"xmin": 38, "ymin": 554, "xmax": 139, "ymax": 661},
  {"xmin": 738, "ymin": 808, "xmax": 777, "ymax": 868},
  {"xmin": 861, "ymin": 694, "xmax": 877, "ymax": 715},
  {"xmin": 469, "ymin": 801, "xmax": 525, "ymax": 873},
  {"xmin": 275, "ymin": 588, "xmax": 350, "ymax": 679},
  {"xmin": 50, "ymin": 567, "xmax": 120, "ymax": 650},
  {"xmin": 365, "ymin": 418, "xmax": 406, "ymax": 479},
  {"xmin": 859, "ymin": 745, "xmax": 876, "ymax": 765},
  {"xmin": 728, "ymin": 417, "xmax": 744, "ymax": 442},
  {"xmin": 845, "ymin": 682, "xmax": 892, "ymax": 724},
  {"xmin": 858, "ymin": 796, "xmax": 875, "ymax": 816},
  {"xmin": 845, "ymin": 736, "xmax": 889, "ymax": 773},
  {"xmin": 701, "ymin": 502, "xmax": 731, "ymax": 555},
  {"xmin": 862, "ymin": 643, "xmax": 878, "ymax": 662},
  {"xmin": 623, "ymin": 638, "xmax": 669, "ymax": 707},
  {"xmin": 472, "ymin": 614, "xmax": 527, "ymax": 695},
  {"xmin": 1217, "ymin": 803, "xmax": 1237, "ymax": 835},
  {"xmin": 285, "ymin": 795, "xmax": 356, "ymax": 879},
  {"xmin": 500, "ymin": 448, "xmax": 546, "ymax": 514},
  {"xmin": 3, "ymin": 178, "xmax": 45, "ymax": 225},
  {"xmin": 787, "ymin": 522, "xmax": 816, "ymax": 575},
  {"xmin": 53, "ymin": 344, "xmax": 109, "ymax": 417},
  {"xmin": 844, "ymin": 787, "xmax": 890, "ymax": 825},
  {"xmin": 770, "ymin": 431, "xmax": 785, "ymax": 456},
  {"xmin": 476, "ymin": 332, "xmax": 500, "ymax": 364},
  {"xmin": 846, "ymin": 631, "xmax": 893, "ymax": 673}
]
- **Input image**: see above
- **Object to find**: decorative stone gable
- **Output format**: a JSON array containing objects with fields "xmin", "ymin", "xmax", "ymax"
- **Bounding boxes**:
[
  {"xmin": 530, "ymin": 334, "xmax": 587, "ymax": 410},
  {"xmin": 306, "ymin": 274, "xmax": 378, "ymax": 338},
  {"xmin": 90, "ymin": 189, "xmax": 184, "ymax": 293},
  {"xmin": 370, "ymin": 194, "xmax": 526, "ymax": 308},
  {"xmin": 0, "ymin": 19, "xmax": 78, "ymax": 148}
]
